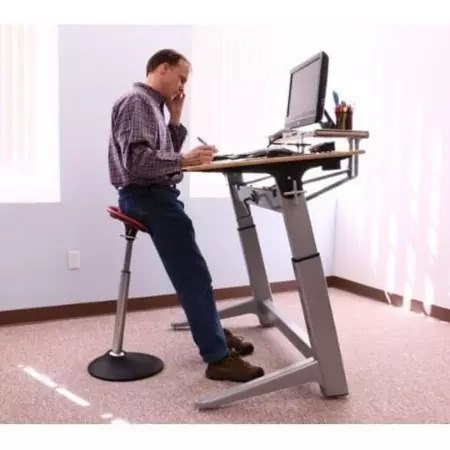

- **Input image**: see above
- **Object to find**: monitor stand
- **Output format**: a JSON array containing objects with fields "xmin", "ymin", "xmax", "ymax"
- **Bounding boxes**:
[{"xmin": 320, "ymin": 109, "xmax": 335, "ymax": 129}]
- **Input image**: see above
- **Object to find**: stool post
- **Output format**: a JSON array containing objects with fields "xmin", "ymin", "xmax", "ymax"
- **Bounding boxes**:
[{"xmin": 110, "ymin": 228, "xmax": 136, "ymax": 356}]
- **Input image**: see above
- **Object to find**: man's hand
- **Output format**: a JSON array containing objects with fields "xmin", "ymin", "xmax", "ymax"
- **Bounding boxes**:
[
  {"xmin": 168, "ymin": 91, "xmax": 185, "ymax": 126},
  {"xmin": 181, "ymin": 145, "xmax": 217, "ymax": 167}
]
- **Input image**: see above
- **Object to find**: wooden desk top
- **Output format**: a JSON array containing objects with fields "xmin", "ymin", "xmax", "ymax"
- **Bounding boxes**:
[{"xmin": 184, "ymin": 150, "xmax": 365, "ymax": 173}]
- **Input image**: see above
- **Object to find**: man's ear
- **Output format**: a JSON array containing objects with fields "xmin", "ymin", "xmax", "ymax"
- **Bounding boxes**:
[{"xmin": 160, "ymin": 62, "xmax": 169, "ymax": 74}]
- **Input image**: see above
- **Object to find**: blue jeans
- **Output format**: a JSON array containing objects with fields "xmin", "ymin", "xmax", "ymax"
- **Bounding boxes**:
[{"xmin": 118, "ymin": 184, "xmax": 228, "ymax": 364}]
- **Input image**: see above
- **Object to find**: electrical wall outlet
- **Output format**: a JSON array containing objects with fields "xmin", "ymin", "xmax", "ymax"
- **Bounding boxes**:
[{"xmin": 68, "ymin": 250, "xmax": 80, "ymax": 270}]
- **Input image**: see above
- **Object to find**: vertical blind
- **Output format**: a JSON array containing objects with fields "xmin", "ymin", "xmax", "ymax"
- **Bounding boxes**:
[
  {"xmin": 0, "ymin": 24, "xmax": 59, "ymax": 203},
  {"xmin": 188, "ymin": 26, "xmax": 310, "ymax": 198}
]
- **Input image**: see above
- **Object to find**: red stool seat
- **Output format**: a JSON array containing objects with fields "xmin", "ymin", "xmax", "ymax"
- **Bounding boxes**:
[{"xmin": 107, "ymin": 206, "xmax": 147, "ymax": 232}]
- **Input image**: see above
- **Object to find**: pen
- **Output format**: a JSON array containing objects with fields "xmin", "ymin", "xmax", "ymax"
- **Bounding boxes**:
[
  {"xmin": 197, "ymin": 136, "xmax": 217, "ymax": 153},
  {"xmin": 332, "ymin": 91, "xmax": 339, "ymax": 106},
  {"xmin": 197, "ymin": 136, "xmax": 209, "ymax": 146}
]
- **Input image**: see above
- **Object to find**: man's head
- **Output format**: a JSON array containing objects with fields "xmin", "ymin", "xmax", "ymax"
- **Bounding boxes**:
[{"xmin": 146, "ymin": 49, "xmax": 191, "ymax": 102}]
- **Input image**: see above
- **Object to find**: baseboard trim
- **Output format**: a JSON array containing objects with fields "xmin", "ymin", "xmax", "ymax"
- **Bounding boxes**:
[
  {"xmin": 0, "ymin": 280, "xmax": 298, "ymax": 327},
  {"xmin": 2, "ymin": 276, "xmax": 449, "ymax": 327},
  {"xmin": 328, "ymin": 276, "xmax": 450, "ymax": 323}
]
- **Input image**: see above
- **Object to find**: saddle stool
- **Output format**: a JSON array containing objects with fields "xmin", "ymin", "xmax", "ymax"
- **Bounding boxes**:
[{"xmin": 87, "ymin": 206, "xmax": 164, "ymax": 381}]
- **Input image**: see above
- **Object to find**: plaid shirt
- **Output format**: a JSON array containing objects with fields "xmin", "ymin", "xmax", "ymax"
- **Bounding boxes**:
[{"xmin": 108, "ymin": 82, "xmax": 187, "ymax": 188}]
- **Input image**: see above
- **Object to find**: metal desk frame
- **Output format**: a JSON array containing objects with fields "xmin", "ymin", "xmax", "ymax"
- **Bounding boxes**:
[{"xmin": 173, "ymin": 133, "xmax": 367, "ymax": 409}]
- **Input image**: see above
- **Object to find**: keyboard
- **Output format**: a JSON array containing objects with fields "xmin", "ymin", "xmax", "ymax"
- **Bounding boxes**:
[{"xmin": 212, "ymin": 147, "xmax": 297, "ymax": 161}]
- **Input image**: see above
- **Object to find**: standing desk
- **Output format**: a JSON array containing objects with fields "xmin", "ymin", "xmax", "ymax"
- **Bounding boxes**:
[{"xmin": 173, "ymin": 148, "xmax": 365, "ymax": 410}]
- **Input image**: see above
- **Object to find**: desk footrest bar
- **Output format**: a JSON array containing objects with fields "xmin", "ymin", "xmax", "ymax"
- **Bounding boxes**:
[
  {"xmin": 172, "ymin": 299, "xmax": 259, "ymax": 330},
  {"xmin": 216, "ymin": 298, "xmax": 259, "ymax": 320}
]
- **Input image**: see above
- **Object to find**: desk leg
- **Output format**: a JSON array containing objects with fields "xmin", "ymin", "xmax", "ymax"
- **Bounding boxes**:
[
  {"xmin": 221, "ymin": 172, "xmax": 276, "ymax": 327},
  {"xmin": 279, "ymin": 190, "xmax": 348, "ymax": 397},
  {"xmin": 196, "ymin": 358, "xmax": 320, "ymax": 410},
  {"xmin": 171, "ymin": 172, "xmax": 275, "ymax": 330},
  {"xmin": 193, "ymin": 183, "xmax": 348, "ymax": 409}
]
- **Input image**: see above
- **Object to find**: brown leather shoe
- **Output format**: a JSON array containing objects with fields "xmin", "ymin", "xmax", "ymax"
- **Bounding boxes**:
[
  {"xmin": 223, "ymin": 328, "xmax": 254, "ymax": 356},
  {"xmin": 206, "ymin": 352, "xmax": 264, "ymax": 382}
]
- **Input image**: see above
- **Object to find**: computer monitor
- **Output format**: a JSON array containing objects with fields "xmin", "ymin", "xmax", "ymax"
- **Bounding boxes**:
[{"xmin": 285, "ymin": 51, "xmax": 329, "ymax": 129}]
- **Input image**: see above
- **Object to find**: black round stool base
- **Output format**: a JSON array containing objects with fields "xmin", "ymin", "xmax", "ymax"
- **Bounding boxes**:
[{"xmin": 88, "ymin": 351, "xmax": 164, "ymax": 381}]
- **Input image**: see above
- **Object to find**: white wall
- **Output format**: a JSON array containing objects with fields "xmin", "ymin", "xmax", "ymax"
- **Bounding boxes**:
[
  {"xmin": 186, "ymin": 26, "xmax": 338, "ymax": 288},
  {"xmin": 334, "ymin": 24, "xmax": 450, "ymax": 310},
  {"xmin": 0, "ymin": 26, "xmax": 191, "ymax": 311},
  {"xmin": 9, "ymin": 24, "xmax": 447, "ymax": 315},
  {"xmin": 0, "ymin": 25, "xmax": 335, "ymax": 313}
]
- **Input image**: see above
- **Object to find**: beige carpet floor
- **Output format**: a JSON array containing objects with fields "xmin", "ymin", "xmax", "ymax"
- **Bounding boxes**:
[{"xmin": 1, "ymin": 288, "xmax": 449, "ymax": 424}]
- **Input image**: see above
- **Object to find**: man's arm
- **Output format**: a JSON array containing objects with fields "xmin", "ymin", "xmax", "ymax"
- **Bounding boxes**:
[
  {"xmin": 168, "ymin": 123, "xmax": 187, "ymax": 153},
  {"xmin": 167, "ymin": 91, "xmax": 187, "ymax": 153},
  {"xmin": 115, "ymin": 96, "xmax": 182, "ymax": 178}
]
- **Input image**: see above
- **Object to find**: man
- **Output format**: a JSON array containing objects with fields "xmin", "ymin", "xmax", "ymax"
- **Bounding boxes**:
[{"xmin": 108, "ymin": 49, "xmax": 264, "ymax": 382}]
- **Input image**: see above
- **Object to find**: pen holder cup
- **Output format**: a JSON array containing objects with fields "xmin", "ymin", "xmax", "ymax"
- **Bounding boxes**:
[{"xmin": 335, "ymin": 108, "xmax": 353, "ymax": 130}]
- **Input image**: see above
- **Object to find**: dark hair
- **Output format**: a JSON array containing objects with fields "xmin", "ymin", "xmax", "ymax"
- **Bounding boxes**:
[{"xmin": 146, "ymin": 49, "xmax": 190, "ymax": 76}]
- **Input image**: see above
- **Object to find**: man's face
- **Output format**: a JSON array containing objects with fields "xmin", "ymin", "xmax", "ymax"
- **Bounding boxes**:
[{"xmin": 159, "ymin": 59, "xmax": 190, "ymax": 101}]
